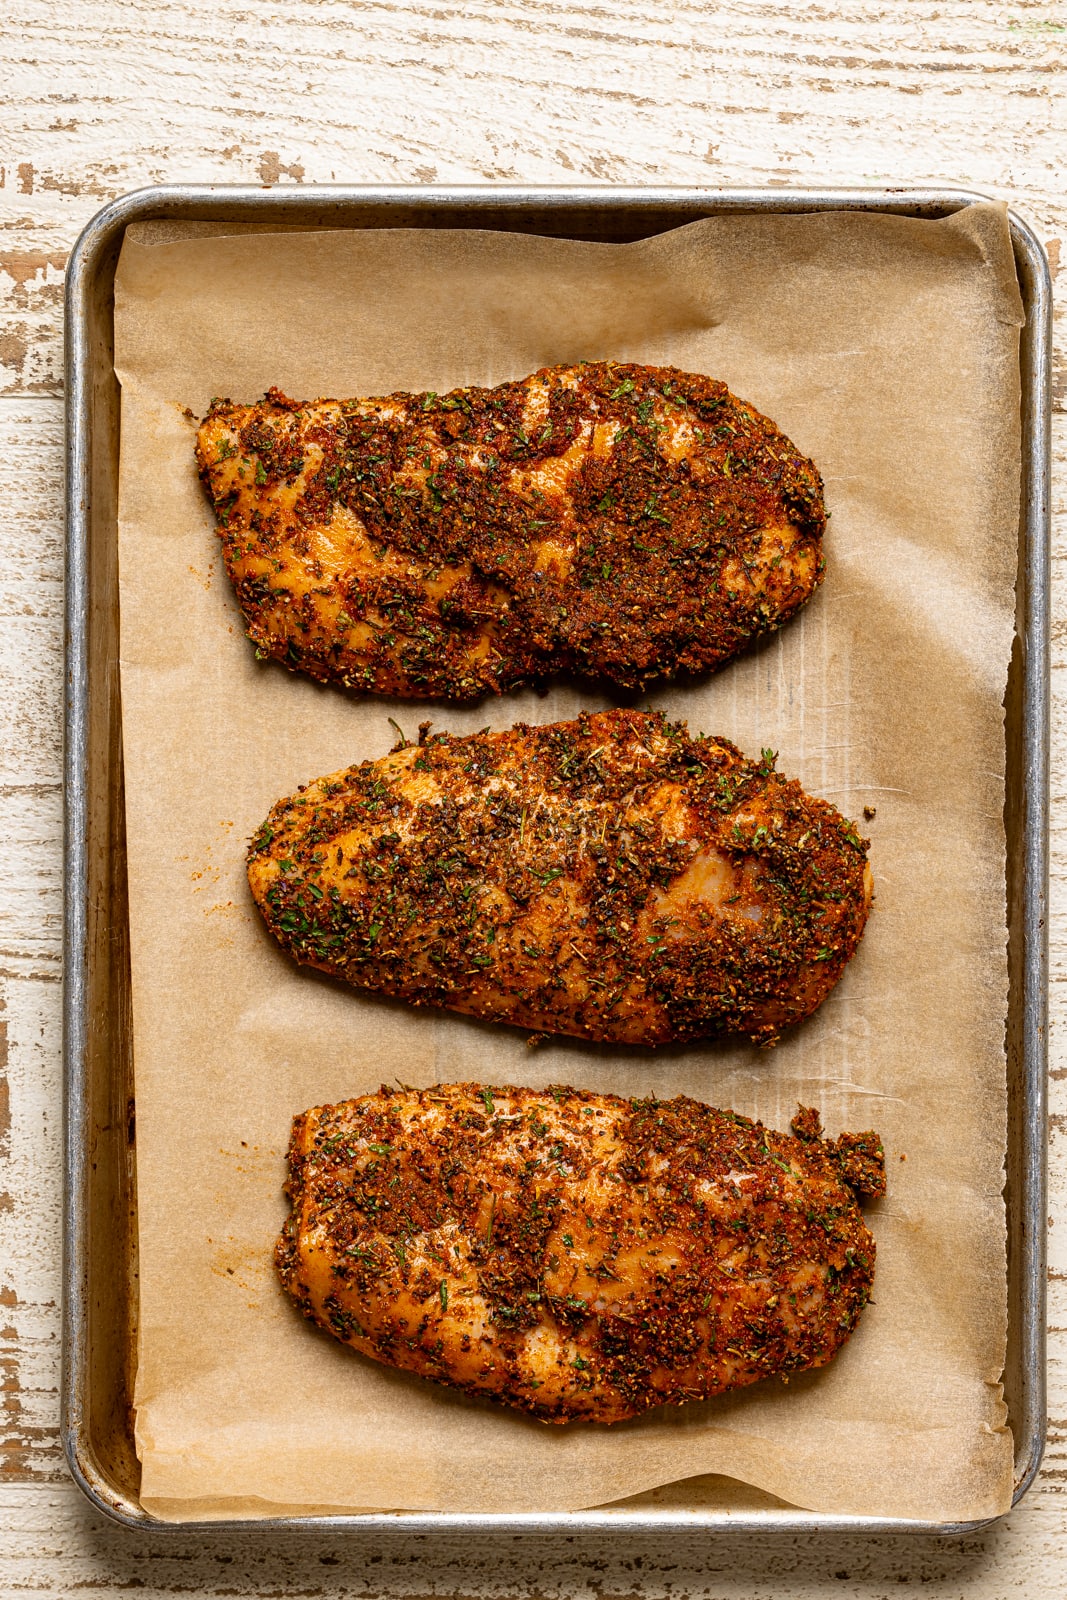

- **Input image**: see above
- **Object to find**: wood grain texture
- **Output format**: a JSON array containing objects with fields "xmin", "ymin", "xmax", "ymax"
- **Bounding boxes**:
[{"xmin": 1, "ymin": 0, "xmax": 1065, "ymax": 1590}]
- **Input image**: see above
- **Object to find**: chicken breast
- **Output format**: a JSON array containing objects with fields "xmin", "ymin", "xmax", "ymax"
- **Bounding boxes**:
[
  {"xmin": 276, "ymin": 1083, "xmax": 884, "ymax": 1423},
  {"xmin": 248, "ymin": 709, "xmax": 871, "ymax": 1046},
  {"xmin": 197, "ymin": 362, "xmax": 825, "ymax": 701}
]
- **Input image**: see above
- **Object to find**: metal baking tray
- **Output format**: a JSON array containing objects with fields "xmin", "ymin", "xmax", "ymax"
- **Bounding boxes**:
[{"xmin": 63, "ymin": 185, "xmax": 1051, "ymax": 1536}]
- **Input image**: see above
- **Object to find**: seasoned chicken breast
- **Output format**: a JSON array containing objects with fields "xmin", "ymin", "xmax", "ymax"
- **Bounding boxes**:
[
  {"xmin": 248, "ymin": 709, "xmax": 871, "ymax": 1047},
  {"xmin": 197, "ymin": 362, "xmax": 825, "ymax": 700},
  {"xmin": 277, "ymin": 1083, "xmax": 884, "ymax": 1423}
]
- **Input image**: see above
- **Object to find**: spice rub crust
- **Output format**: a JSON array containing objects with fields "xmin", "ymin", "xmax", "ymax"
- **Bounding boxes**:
[
  {"xmin": 248, "ymin": 709, "xmax": 872, "ymax": 1047},
  {"xmin": 197, "ymin": 362, "xmax": 825, "ymax": 701},
  {"xmin": 276, "ymin": 1083, "xmax": 884, "ymax": 1424}
]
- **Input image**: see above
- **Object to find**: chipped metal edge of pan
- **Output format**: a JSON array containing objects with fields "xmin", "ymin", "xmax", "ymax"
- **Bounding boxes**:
[{"xmin": 62, "ymin": 184, "xmax": 1050, "ymax": 1537}]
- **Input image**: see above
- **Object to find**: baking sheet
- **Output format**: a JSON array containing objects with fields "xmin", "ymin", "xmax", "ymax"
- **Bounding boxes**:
[{"xmin": 113, "ymin": 203, "xmax": 1022, "ymax": 1523}]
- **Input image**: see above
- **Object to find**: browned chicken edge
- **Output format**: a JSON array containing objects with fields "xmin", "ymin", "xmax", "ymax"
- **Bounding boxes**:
[{"xmin": 276, "ymin": 1082, "xmax": 884, "ymax": 1424}]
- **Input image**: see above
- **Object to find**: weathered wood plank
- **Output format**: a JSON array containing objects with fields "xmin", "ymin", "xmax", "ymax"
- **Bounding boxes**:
[
  {"xmin": 5, "ymin": 1477, "xmax": 1067, "ymax": 1597},
  {"xmin": 1, "ymin": 1, "xmax": 1065, "ymax": 396},
  {"xmin": 0, "ymin": 400, "xmax": 64, "ymax": 1485},
  {"xmin": 0, "ymin": 401, "xmax": 63, "ymax": 983}
]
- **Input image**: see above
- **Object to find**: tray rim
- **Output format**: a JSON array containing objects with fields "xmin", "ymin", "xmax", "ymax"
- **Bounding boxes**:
[{"xmin": 63, "ymin": 181, "xmax": 1051, "ymax": 1537}]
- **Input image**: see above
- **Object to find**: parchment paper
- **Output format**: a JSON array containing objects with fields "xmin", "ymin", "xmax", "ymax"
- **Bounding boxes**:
[{"xmin": 113, "ymin": 203, "xmax": 1023, "ymax": 1523}]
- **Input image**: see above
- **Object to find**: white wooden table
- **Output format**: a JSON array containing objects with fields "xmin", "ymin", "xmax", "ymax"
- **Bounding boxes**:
[{"xmin": 2, "ymin": 2, "xmax": 1064, "ymax": 1593}]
